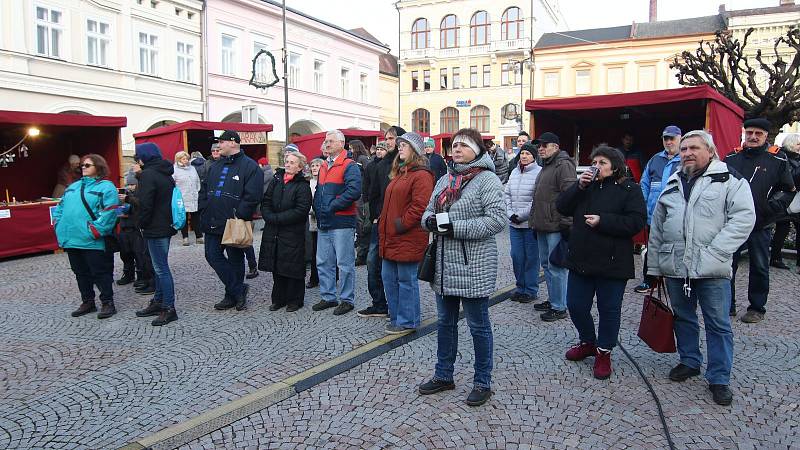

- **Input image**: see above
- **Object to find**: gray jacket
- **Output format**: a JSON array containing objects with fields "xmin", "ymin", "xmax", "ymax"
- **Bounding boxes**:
[
  {"xmin": 504, "ymin": 162, "xmax": 541, "ymax": 229},
  {"xmin": 491, "ymin": 148, "xmax": 510, "ymax": 183},
  {"xmin": 422, "ymin": 152, "xmax": 506, "ymax": 298},
  {"xmin": 647, "ymin": 160, "xmax": 755, "ymax": 280}
]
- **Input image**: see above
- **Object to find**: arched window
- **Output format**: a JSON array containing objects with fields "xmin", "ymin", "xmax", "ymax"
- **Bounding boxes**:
[
  {"xmin": 412, "ymin": 108, "xmax": 430, "ymax": 133},
  {"xmin": 411, "ymin": 18, "xmax": 430, "ymax": 49},
  {"xmin": 440, "ymin": 15, "xmax": 458, "ymax": 49},
  {"xmin": 440, "ymin": 107, "xmax": 460, "ymax": 133},
  {"xmin": 469, "ymin": 105, "xmax": 490, "ymax": 133},
  {"xmin": 470, "ymin": 11, "xmax": 489, "ymax": 46},
  {"xmin": 501, "ymin": 7, "xmax": 524, "ymax": 40}
]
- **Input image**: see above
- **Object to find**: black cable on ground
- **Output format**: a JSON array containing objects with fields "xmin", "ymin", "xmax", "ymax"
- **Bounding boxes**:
[{"xmin": 618, "ymin": 341, "xmax": 676, "ymax": 450}]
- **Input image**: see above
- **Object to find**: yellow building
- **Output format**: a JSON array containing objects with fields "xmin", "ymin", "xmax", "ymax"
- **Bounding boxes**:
[
  {"xmin": 378, "ymin": 53, "xmax": 400, "ymax": 130},
  {"xmin": 398, "ymin": 0, "xmax": 564, "ymax": 149}
]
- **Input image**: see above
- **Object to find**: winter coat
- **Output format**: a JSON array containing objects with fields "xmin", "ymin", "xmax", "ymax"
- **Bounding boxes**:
[
  {"xmin": 201, "ymin": 151, "xmax": 263, "ymax": 235},
  {"xmin": 379, "ymin": 165, "xmax": 435, "ymax": 262},
  {"xmin": 640, "ymin": 150, "xmax": 681, "ymax": 224},
  {"xmin": 309, "ymin": 177, "xmax": 318, "ymax": 232},
  {"xmin": 647, "ymin": 160, "xmax": 755, "ymax": 280},
  {"xmin": 173, "ymin": 163, "xmax": 200, "ymax": 212},
  {"xmin": 421, "ymin": 152, "xmax": 506, "ymax": 298},
  {"xmin": 258, "ymin": 169, "xmax": 312, "ymax": 279},
  {"xmin": 556, "ymin": 178, "xmax": 646, "ymax": 280},
  {"xmin": 366, "ymin": 149, "xmax": 398, "ymax": 221},
  {"xmin": 312, "ymin": 151, "xmax": 361, "ymax": 230},
  {"xmin": 529, "ymin": 151, "xmax": 576, "ymax": 232},
  {"xmin": 137, "ymin": 159, "xmax": 178, "ymax": 239},
  {"xmin": 426, "ymin": 152, "xmax": 447, "ymax": 182},
  {"xmin": 363, "ymin": 156, "xmax": 384, "ymax": 221},
  {"xmin": 52, "ymin": 177, "xmax": 119, "ymax": 251},
  {"xmin": 490, "ymin": 149, "xmax": 510, "ymax": 183},
  {"xmin": 191, "ymin": 156, "xmax": 209, "ymax": 210},
  {"xmin": 504, "ymin": 162, "xmax": 541, "ymax": 229},
  {"xmin": 725, "ymin": 144, "xmax": 795, "ymax": 229},
  {"xmin": 261, "ymin": 164, "xmax": 275, "ymax": 194}
]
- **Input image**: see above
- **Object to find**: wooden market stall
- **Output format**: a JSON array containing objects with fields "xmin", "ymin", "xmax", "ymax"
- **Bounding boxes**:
[{"xmin": 133, "ymin": 121, "xmax": 274, "ymax": 162}]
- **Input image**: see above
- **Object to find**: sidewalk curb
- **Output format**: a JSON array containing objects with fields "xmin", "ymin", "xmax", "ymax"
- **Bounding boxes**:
[{"xmin": 118, "ymin": 284, "xmax": 516, "ymax": 450}]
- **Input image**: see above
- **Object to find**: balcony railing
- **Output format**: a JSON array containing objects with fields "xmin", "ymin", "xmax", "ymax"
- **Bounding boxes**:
[
  {"xmin": 400, "ymin": 48, "xmax": 435, "ymax": 61},
  {"xmin": 491, "ymin": 38, "xmax": 530, "ymax": 53}
]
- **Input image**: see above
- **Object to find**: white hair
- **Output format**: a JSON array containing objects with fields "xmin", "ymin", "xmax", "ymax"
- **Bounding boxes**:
[
  {"xmin": 284, "ymin": 150, "xmax": 307, "ymax": 167},
  {"xmin": 325, "ymin": 129, "xmax": 345, "ymax": 142},
  {"xmin": 680, "ymin": 130, "xmax": 718, "ymax": 160},
  {"xmin": 782, "ymin": 133, "xmax": 800, "ymax": 152}
]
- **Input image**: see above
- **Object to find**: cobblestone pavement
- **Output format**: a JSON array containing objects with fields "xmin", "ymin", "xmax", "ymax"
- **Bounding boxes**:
[{"xmin": 2, "ymin": 229, "xmax": 799, "ymax": 449}]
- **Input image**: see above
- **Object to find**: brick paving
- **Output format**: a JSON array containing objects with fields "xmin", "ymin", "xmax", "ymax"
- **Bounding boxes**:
[{"xmin": 1, "ymin": 228, "xmax": 799, "ymax": 449}]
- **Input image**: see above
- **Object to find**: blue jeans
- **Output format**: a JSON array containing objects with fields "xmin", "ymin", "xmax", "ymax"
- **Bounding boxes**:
[
  {"xmin": 731, "ymin": 228, "xmax": 771, "ymax": 313},
  {"xmin": 146, "ymin": 237, "xmax": 175, "ymax": 308},
  {"xmin": 367, "ymin": 226, "xmax": 387, "ymax": 310},
  {"xmin": 434, "ymin": 295, "xmax": 493, "ymax": 389},
  {"xmin": 203, "ymin": 233, "xmax": 246, "ymax": 298},
  {"xmin": 382, "ymin": 259, "xmax": 421, "ymax": 328},
  {"xmin": 665, "ymin": 277, "xmax": 734, "ymax": 385},
  {"xmin": 316, "ymin": 228, "xmax": 356, "ymax": 305},
  {"xmin": 509, "ymin": 226, "xmax": 539, "ymax": 297},
  {"xmin": 537, "ymin": 231, "xmax": 568, "ymax": 311},
  {"xmin": 566, "ymin": 272, "xmax": 626, "ymax": 349}
]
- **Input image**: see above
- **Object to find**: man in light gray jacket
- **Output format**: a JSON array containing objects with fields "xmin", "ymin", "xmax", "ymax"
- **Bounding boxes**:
[{"xmin": 647, "ymin": 130, "xmax": 755, "ymax": 406}]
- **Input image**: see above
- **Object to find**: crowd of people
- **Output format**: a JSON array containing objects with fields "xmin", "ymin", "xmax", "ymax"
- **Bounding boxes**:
[{"xmin": 51, "ymin": 117, "xmax": 798, "ymax": 407}]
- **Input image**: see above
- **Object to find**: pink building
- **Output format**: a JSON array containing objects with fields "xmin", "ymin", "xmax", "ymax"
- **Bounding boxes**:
[{"xmin": 204, "ymin": 0, "xmax": 389, "ymax": 160}]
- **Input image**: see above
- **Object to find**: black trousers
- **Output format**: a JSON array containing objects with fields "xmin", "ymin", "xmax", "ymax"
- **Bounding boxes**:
[
  {"xmin": 118, "ymin": 228, "xmax": 153, "ymax": 280},
  {"xmin": 180, "ymin": 211, "xmax": 204, "ymax": 239},
  {"xmin": 771, "ymin": 219, "xmax": 799, "ymax": 261},
  {"xmin": 309, "ymin": 231, "xmax": 319, "ymax": 284},
  {"xmin": 272, "ymin": 273, "xmax": 305, "ymax": 307},
  {"xmin": 66, "ymin": 248, "xmax": 114, "ymax": 304}
]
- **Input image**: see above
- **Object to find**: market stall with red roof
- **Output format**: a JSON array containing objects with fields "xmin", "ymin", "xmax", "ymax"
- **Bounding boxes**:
[
  {"xmin": 293, "ymin": 129, "xmax": 384, "ymax": 160},
  {"xmin": 133, "ymin": 121, "xmax": 273, "ymax": 162}
]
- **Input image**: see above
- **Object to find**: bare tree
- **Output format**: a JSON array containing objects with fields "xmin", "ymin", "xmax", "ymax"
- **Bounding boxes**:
[{"xmin": 671, "ymin": 27, "xmax": 800, "ymax": 137}]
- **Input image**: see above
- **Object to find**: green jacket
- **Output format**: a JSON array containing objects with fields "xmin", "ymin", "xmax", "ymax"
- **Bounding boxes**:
[{"xmin": 53, "ymin": 177, "xmax": 119, "ymax": 250}]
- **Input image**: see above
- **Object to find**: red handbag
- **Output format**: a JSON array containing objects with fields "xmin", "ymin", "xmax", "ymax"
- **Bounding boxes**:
[{"xmin": 637, "ymin": 280, "xmax": 677, "ymax": 353}]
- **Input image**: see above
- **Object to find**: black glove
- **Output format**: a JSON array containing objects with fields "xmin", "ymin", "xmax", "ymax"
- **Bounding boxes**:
[
  {"xmin": 425, "ymin": 215, "xmax": 438, "ymax": 231},
  {"xmin": 432, "ymin": 222, "xmax": 454, "ymax": 237},
  {"xmin": 510, "ymin": 214, "xmax": 521, "ymax": 225}
]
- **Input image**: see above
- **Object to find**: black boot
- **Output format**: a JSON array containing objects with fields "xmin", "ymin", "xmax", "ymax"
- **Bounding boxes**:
[
  {"xmin": 135, "ymin": 281, "xmax": 155, "ymax": 295},
  {"xmin": 152, "ymin": 307, "xmax": 178, "ymax": 326},
  {"xmin": 116, "ymin": 272, "xmax": 135, "ymax": 286},
  {"xmin": 71, "ymin": 301, "xmax": 97, "ymax": 317},
  {"xmin": 136, "ymin": 300, "xmax": 162, "ymax": 317},
  {"xmin": 97, "ymin": 302, "xmax": 117, "ymax": 319},
  {"xmin": 235, "ymin": 284, "xmax": 250, "ymax": 311}
]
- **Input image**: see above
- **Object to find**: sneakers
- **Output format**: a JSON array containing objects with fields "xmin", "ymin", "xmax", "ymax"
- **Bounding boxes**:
[
  {"xmin": 116, "ymin": 273, "xmax": 135, "ymax": 286},
  {"xmin": 245, "ymin": 267, "xmax": 259, "ymax": 279},
  {"xmin": 465, "ymin": 387, "xmax": 493, "ymax": 406},
  {"xmin": 97, "ymin": 302, "xmax": 117, "ymax": 319},
  {"xmin": 740, "ymin": 310, "xmax": 764, "ymax": 323},
  {"xmin": 565, "ymin": 342, "xmax": 597, "ymax": 361},
  {"xmin": 540, "ymin": 309, "xmax": 568, "ymax": 322},
  {"xmin": 269, "ymin": 303, "xmax": 285, "ymax": 311},
  {"xmin": 511, "ymin": 293, "xmax": 536, "ymax": 303},
  {"xmin": 71, "ymin": 301, "xmax": 97, "ymax": 317},
  {"xmin": 152, "ymin": 307, "xmax": 178, "ymax": 326},
  {"xmin": 633, "ymin": 281, "xmax": 651, "ymax": 293},
  {"xmin": 136, "ymin": 300, "xmax": 162, "ymax": 317},
  {"xmin": 533, "ymin": 300, "xmax": 551, "ymax": 311},
  {"xmin": 182, "ymin": 238, "xmax": 190, "ymax": 246},
  {"xmin": 357, "ymin": 306, "xmax": 389, "ymax": 318},
  {"xmin": 668, "ymin": 363, "xmax": 701, "ymax": 382},
  {"xmin": 234, "ymin": 284, "xmax": 249, "ymax": 311},
  {"xmin": 312, "ymin": 300, "xmax": 338, "ymax": 311},
  {"xmin": 286, "ymin": 303, "xmax": 303, "ymax": 312},
  {"xmin": 593, "ymin": 348, "xmax": 612, "ymax": 380},
  {"xmin": 214, "ymin": 295, "xmax": 236, "ymax": 310},
  {"xmin": 385, "ymin": 324, "xmax": 414, "ymax": 335},
  {"xmin": 196, "ymin": 237, "xmax": 204, "ymax": 244},
  {"xmin": 133, "ymin": 279, "xmax": 149, "ymax": 289},
  {"xmin": 769, "ymin": 259, "xmax": 790, "ymax": 269},
  {"xmin": 134, "ymin": 282, "xmax": 155, "ymax": 296},
  {"xmin": 709, "ymin": 384, "xmax": 733, "ymax": 406},
  {"xmin": 333, "ymin": 303, "xmax": 354, "ymax": 315},
  {"xmin": 418, "ymin": 378, "xmax": 455, "ymax": 395}
]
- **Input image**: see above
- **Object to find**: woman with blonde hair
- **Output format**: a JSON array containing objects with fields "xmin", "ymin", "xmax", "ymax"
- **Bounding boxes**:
[
  {"xmin": 306, "ymin": 157, "xmax": 325, "ymax": 288},
  {"xmin": 172, "ymin": 150, "xmax": 201, "ymax": 245}
]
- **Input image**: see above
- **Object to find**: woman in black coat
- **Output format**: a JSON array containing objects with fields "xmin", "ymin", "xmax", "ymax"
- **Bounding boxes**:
[
  {"xmin": 555, "ymin": 145, "xmax": 646, "ymax": 380},
  {"xmin": 258, "ymin": 151, "xmax": 313, "ymax": 312}
]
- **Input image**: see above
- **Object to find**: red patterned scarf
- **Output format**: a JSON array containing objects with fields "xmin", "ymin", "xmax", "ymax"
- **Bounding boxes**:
[{"xmin": 436, "ymin": 167, "xmax": 485, "ymax": 212}]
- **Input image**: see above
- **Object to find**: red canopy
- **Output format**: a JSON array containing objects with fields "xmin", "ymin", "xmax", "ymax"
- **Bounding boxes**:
[
  {"xmin": 134, "ymin": 121, "xmax": 274, "ymax": 162},
  {"xmin": 293, "ymin": 130, "xmax": 384, "ymax": 160},
  {"xmin": 525, "ymin": 85, "xmax": 744, "ymax": 163}
]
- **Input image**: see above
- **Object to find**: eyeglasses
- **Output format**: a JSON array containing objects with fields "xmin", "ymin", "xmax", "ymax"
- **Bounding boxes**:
[{"xmin": 81, "ymin": 163, "xmax": 94, "ymax": 168}]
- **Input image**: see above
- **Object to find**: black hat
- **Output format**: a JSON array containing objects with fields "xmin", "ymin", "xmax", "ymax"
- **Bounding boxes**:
[
  {"xmin": 215, "ymin": 130, "xmax": 241, "ymax": 143},
  {"xmin": 743, "ymin": 118, "xmax": 771, "ymax": 133},
  {"xmin": 533, "ymin": 132, "xmax": 560, "ymax": 146}
]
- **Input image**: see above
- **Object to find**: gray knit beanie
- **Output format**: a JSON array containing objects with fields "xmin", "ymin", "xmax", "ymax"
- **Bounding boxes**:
[{"xmin": 397, "ymin": 132, "xmax": 425, "ymax": 156}]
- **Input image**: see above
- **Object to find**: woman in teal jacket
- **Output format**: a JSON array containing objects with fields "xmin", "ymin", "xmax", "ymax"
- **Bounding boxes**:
[{"xmin": 52, "ymin": 154, "xmax": 119, "ymax": 319}]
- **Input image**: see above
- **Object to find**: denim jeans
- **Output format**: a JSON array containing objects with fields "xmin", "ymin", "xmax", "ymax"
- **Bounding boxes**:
[
  {"xmin": 316, "ymin": 228, "xmax": 356, "ymax": 305},
  {"xmin": 665, "ymin": 277, "xmax": 734, "ymax": 385},
  {"xmin": 537, "ymin": 231, "xmax": 568, "ymax": 311},
  {"xmin": 66, "ymin": 248, "xmax": 114, "ymax": 304},
  {"xmin": 244, "ymin": 245, "xmax": 257, "ymax": 270},
  {"xmin": 204, "ymin": 233, "xmax": 246, "ymax": 298},
  {"xmin": 434, "ymin": 295, "xmax": 493, "ymax": 389},
  {"xmin": 382, "ymin": 259, "xmax": 421, "ymax": 328},
  {"xmin": 566, "ymin": 271, "xmax": 626, "ymax": 349},
  {"xmin": 731, "ymin": 228, "xmax": 771, "ymax": 313},
  {"xmin": 146, "ymin": 237, "xmax": 175, "ymax": 308},
  {"xmin": 367, "ymin": 226, "xmax": 386, "ymax": 310},
  {"xmin": 509, "ymin": 226, "xmax": 539, "ymax": 297}
]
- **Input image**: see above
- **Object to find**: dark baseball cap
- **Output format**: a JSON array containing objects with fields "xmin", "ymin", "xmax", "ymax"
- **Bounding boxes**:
[
  {"xmin": 214, "ymin": 130, "xmax": 241, "ymax": 143},
  {"xmin": 662, "ymin": 125, "xmax": 682, "ymax": 137},
  {"xmin": 533, "ymin": 132, "xmax": 560, "ymax": 146}
]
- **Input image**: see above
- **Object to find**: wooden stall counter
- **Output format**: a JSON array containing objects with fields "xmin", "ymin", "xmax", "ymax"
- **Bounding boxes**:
[{"xmin": 0, "ymin": 200, "xmax": 60, "ymax": 259}]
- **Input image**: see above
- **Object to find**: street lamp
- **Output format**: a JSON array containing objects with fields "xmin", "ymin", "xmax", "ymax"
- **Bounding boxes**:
[{"xmin": 507, "ymin": 57, "xmax": 534, "ymax": 132}]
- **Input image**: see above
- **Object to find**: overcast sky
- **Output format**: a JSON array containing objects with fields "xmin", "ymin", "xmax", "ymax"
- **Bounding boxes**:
[{"xmin": 286, "ymin": 0, "xmax": 779, "ymax": 54}]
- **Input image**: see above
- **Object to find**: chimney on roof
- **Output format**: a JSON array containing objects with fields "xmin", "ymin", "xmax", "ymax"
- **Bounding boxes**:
[
  {"xmin": 780, "ymin": 0, "xmax": 795, "ymax": 6},
  {"xmin": 649, "ymin": 0, "xmax": 657, "ymax": 22},
  {"xmin": 719, "ymin": 3, "xmax": 726, "ymax": 13}
]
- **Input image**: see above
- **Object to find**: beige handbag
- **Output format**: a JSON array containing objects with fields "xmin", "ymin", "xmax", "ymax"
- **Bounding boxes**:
[{"xmin": 222, "ymin": 218, "xmax": 253, "ymax": 248}]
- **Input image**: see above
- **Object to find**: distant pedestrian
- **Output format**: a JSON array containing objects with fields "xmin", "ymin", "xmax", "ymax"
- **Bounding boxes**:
[
  {"xmin": 349, "ymin": 139, "xmax": 371, "ymax": 266},
  {"xmin": 424, "ymin": 137, "xmax": 447, "ymax": 181},
  {"xmin": 488, "ymin": 141, "xmax": 509, "ymax": 183},
  {"xmin": 173, "ymin": 151, "xmax": 201, "ymax": 246},
  {"xmin": 190, "ymin": 151, "xmax": 207, "ymax": 244},
  {"xmin": 306, "ymin": 158, "xmax": 325, "ymax": 288},
  {"xmin": 769, "ymin": 134, "xmax": 800, "ymax": 272}
]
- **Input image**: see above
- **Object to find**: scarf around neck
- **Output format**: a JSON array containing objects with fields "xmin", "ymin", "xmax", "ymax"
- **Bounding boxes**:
[{"xmin": 436, "ymin": 166, "xmax": 485, "ymax": 212}]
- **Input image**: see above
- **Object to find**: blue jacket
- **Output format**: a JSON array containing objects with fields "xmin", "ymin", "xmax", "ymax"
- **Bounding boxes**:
[
  {"xmin": 53, "ymin": 177, "xmax": 119, "ymax": 250},
  {"xmin": 312, "ymin": 151, "xmax": 362, "ymax": 230},
  {"xmin": 641, "ymin": 150, "xmax": 680, "ymax": 224},
  {"xmin": 201, "ymin": 151, "xmax": 263, "ymax": 235}
]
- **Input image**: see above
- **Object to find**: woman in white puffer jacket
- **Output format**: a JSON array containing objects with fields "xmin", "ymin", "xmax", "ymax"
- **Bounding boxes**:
[{"xmin": 172, "ymin": 151, "xmax": 201, "ymax": 245}]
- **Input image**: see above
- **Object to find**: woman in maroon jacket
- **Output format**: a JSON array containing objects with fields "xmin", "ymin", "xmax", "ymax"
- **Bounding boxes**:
[{"xmin": 379, "ymin": 132, "xmax": 435, "ymax": 334}]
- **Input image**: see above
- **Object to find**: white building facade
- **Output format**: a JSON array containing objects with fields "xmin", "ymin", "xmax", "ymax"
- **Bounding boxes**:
[{"xmin": 0, "ymin": 0, "xmax": 204, "ymax": 156}]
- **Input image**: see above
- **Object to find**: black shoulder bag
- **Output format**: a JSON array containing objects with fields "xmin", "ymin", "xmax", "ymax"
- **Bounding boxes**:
[
  {"xmin": 417, "ymin": 236, "xmax": 437, "ymax": 282},
  {"xmin": 80, "ymin": 184, "xmax": 120, "ymax": 253}
]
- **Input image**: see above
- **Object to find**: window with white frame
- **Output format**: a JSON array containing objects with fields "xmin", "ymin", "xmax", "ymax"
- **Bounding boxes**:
[
  {"xmin": 36, "ymin": 6, "xmax": 63, "ymax": 58},
  {"xmin": 544, "ymin": 72, "xmax": 559, "ymax": 97},
  {"xmin": 575, "ymin": 69, "xmax": 590, "ymax": 95},
  {"xmin": 501, "ymin": 63, "xmax": 511, "ymax": 85},
  {"xmin": 253, "ymin": 42, "xmax": 268, "ymax": 83},
  {"xmin": 176, "ymin": 41, "xmax": 194, "ymax": 82},
  {"xmin": 314, "ymin": 60, "xmax": 325, "ymax": 93},
  {"xmin": 638, "ymin": 65, "xmax": 656, "ymax": 90},
  {"xmin": 288, "ymin": 52, "xmax": 301, "ymax": 88},
  {"xmin": 138, "ymin": 32, "xmax": 158, "ymax": 75},
  {"xmin": 340, "ymin": 67, "xmax": 350, "ymax": 98},
  {"xmin": 360, "ymin": 73, "xmax": 368, "ymax": 102},
  {"xmin": 221, "ymin": 34, "xmax": 236, "ymax": 75},
  {"xmin": 86, "ymin": 19, "xmax": 110, "ymax": 66},
  {"xmin": 607, "ymin": 67, "xmax": 623, "ymax": 93}
]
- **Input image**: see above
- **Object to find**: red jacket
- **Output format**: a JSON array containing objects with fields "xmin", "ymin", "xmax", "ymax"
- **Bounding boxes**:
[{"xmin": 379, "ymin": 164, "xmax": 434, "ymax": 262}]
